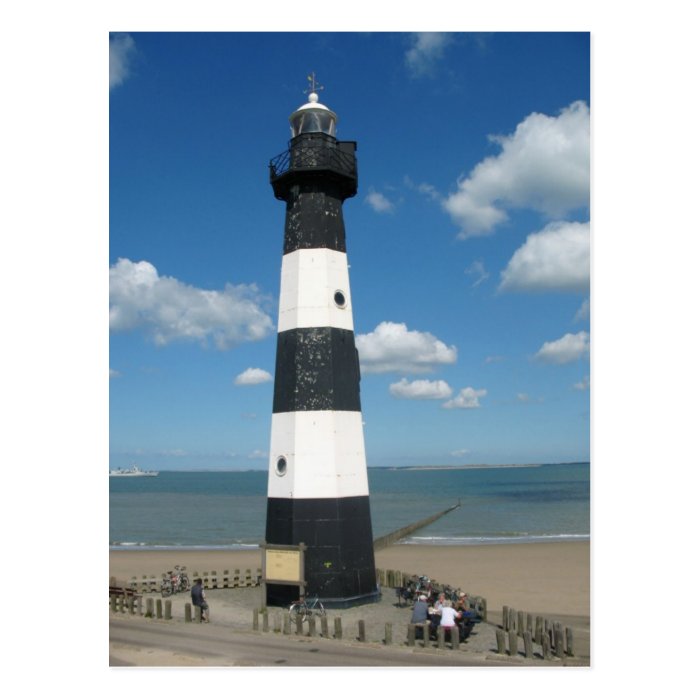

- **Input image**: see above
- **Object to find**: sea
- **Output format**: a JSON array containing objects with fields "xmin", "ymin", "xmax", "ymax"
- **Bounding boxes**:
[{"xmin": 109, "ymin": 462, "xmax": 589, "ymax": 550}]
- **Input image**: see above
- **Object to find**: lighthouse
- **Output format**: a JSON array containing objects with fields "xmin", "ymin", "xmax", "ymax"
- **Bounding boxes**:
[{"xmin": 264, "ymin": 78, "xmax": 378, "ymax": 607}]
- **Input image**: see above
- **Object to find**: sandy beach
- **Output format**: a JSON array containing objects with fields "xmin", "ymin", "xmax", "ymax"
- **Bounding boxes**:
[
  {"xmin": 109, "ymin": 541, "xmax": 589, "ymax": 666},
  {"xmin": 110, "ymin": 541, "xmax": 589, "ymax": 619}
]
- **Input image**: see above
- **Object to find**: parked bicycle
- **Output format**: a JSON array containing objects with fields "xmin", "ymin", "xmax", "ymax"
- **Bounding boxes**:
[
  {"xmin": 289, "ymin": 594, "xmax": 326, "ymax": 623},
  {"xmin": 161, "ymin": 565, "xmax": 190, "ymax": 597}
]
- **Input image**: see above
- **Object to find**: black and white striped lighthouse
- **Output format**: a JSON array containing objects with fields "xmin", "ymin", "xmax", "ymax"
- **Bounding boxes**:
[{"xmin": 264, "ymin": 79, "xmax": 378, "ymax": 607}]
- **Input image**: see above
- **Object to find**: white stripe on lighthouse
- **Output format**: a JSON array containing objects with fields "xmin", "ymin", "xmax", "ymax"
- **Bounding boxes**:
[
  {"xmin": 267, "ymin": 410, "xmax": 369, "ymax": 500},
  {"xmin": 277, "ymin": 248, "xmax": 354, "ymax": 333}
]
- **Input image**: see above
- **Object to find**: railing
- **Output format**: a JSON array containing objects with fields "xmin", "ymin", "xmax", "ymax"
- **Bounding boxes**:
[{"xmin": 269, "ymin": 141, "xmax": 356, "ymax": 181}]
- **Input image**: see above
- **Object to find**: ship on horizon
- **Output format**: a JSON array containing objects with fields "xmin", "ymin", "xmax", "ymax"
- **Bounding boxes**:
[{"xmin": 109, "ymin": 465, "xmax": 159, "ymax": 478}]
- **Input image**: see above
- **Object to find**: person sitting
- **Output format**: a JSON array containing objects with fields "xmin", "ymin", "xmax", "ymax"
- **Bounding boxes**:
[
  {"xmin": 410, "ymin": 594, "xmax": 430, "ymax": 639},
  {"xmin": 439, "ymin": 600, "xmax": 462, "ymax": 633},
  {"xmin": 454, "ymin": 593, "xmax": 476, "ymax": 640},
  {"xmin": 190, "ymin": 577, "xmax": 209, "ymax": 622},
  {"xmin": 433, "ymin": 592, "xmax": 446, "ymax": 612}
]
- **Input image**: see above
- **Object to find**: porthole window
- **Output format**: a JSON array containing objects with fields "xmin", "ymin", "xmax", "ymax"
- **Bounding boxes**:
[
  {"xmin": 334, "ymin": 290, "xmax": 347, "ymax": 308},
  {"xmin": 275, "ymin": 456, "xmax": 287, "ymax": 476}
]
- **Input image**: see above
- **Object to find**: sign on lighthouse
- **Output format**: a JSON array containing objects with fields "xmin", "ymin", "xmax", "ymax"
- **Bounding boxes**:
[{"xmin": 264, "ymin": 76, "xmax": 378, "ymax": 607}]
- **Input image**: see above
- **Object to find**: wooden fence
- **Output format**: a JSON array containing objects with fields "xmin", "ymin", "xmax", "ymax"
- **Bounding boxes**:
[{"xmin": 127, "ymin": 568, "xmax": 262, "ymax": 594}]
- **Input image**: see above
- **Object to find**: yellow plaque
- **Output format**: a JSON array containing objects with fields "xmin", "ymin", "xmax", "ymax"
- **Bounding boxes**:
[{"xmin": 266, "ymin": 549, "xmax": 301, "ymax": 582}]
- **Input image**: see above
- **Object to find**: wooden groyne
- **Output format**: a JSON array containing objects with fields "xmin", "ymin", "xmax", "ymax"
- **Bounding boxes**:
[{"xmin": 373, "ymin": 503, "xmax": 460, "ymax": 551}]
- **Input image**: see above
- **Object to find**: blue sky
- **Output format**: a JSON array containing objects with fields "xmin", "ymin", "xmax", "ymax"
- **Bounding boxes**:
[{"xmin": 109, "ymin": 31, "xmax": 590, "ymax": 470}]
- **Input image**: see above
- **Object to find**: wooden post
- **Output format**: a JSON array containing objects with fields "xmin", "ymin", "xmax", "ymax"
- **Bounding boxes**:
[
  {"xmin": 295, "ymin": 615, "xmax": 303, "ymax": 635},
  {"xmin": 164, "ymin": 600, "xmax": 172, "ymax": 620},
  {"xmin": 450, "ymin": 626, "xmax": 459, "ymax": 650},
  {"xmin": 358, "ymin": 620, "xmax": 366, "ymax": 642},
  {"xmin": 223, "ymin": 570, "xmax": 230, "ymax": 588},
  {"xmin": 422, "ymin": 621, "xmax": 431, "ymax": 648},
  {"xmin": 517, "ymin": 610, "xmax": 524, "ymax": 636},
  {"xmin": 502, "ymin": 605, "xmax": 509, "ymax": 629},
  {"xmin": 195, "ymin": 605, "xmax": 202, "ymax": 623},
  {"xmin": 334, "ymin": 617, "xmax": 342, "ymax": 640},
  {"xmin": 554, "ymin": 625, "xmax": 564, "ymax": 657},
  {"xmin": 262, "ymin": 610, "xmax": 269, "ymax": 632},
  {"xmin": 274, "ymin": 612, "xmax": 281, "ymax": 633},
  {"xmin": 566, "ymin": 627, "xmax": 575, "ymax": 657},
  {"xmin": 541, "ymin": 632, "xmax": 552, "ymax": 660},
  {"xmin": 385, "ymin": 623, "xmax": 393, "ymax": 646},
  {"xmin": 137, "ymin": 597, "xmax": 143, "ymax": 616},
  {"xmin": 321, "ymin": 615, "xmax": 329, "ymax": 638},
  {"xmin": 119, "ymin": 594, "xmax": 126, "ymax": 614},
  {"xmin": 253, "ymin": 608, "xmax": 259, "ymax": 631},
  {"xmin": 145, "ymin": 598, "xmax": 154, "ymax": 618},
  {"xmin": 437, "ymin": 626, "xmax": 445, "ymax": 650},
  {"xmin": 185, "ymin": 603, "xmax": 192, "ymax": 622},
  {"xmin": 524, "ymin": 630, "xmax": 533, "ymax": 658},
  {"xmin": 535, "ymin": 616, "xmax": 543, "ymax": 645},
  {"xmin": 283, "ymin": 612, "xmax": 291, "ymax": 635},
  {"xmin": 508, "ymin": 630, "xmax": 519, "ymax": 657},
  {"xmin": 496, "ymin": 628, "xmax": 506, "ymax": 654},
  {"xmin": 478, "ymin": 597, "xmax": 488, "ymax": 622},
  {"xmin": 509, "ymin": 608, "xmax": 516, "ymax": 631},
  {"xmin": 407, "ymin": 624, "xmax": 416, "ymax": 647},
  {"xmin": 234, "ymin": 569, "xmax": 241, "ymax": 587},
  {"xmin": 308, "ymin": 616, "xmax": 316, "ymax": 637},
  {"xmin": 110, "ymin": 595, "xmax": 117, "ymax": 613},
  {"xmin": 526, "ymin": 613, "xmax": 533, "ymax": 636},
  {"xmin": 245, "ymin": 569, "xmax": 252, "ymax": 586},
  {"xmin": 156, "ymin": 599, "xmax": 163, "ymax": 619}
]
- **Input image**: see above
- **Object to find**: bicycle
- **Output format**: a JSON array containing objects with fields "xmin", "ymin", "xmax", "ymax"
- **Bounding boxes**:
[{"xmin": 289, "ymin": 594, "xmax": 326, "ymax": 624}]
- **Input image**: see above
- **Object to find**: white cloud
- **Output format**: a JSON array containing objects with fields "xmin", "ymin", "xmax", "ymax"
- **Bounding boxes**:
[
  {"xmin": 234, "ymin": 368, "xmax": 273, "ymax": 386},
  {"xmin": 443, "ymin": 101, "xmax": 590, "ymax": 237},
  {"xmin": 465, "ymin": 260, "xmax": 490, "ymax": 288},
  {"xmin": 517, "ymin": 393, "xmax": 530, "ymax": 402},
  {"xmin": 499, "ymin": 221, "xmax": 590, "ymax": 293},
  {"xmin": 450, "ymin": 448, "xmax": 471, "ymax": 457},
  {"xmin": 442, "ymin": 387, "xmax": 487, "ymax": 409},
  {"xmin": 404, "ymin": 176, "xmax": 441, "ymax": 202},
  {"xmin": 356, "ymin": 321, "xmax": 457, "ymax": 374},
  {"xmin": 389, "ymin": 378, "xmax": 453, "ymax": 400},
  {"xmin": 574, "ymin": 299, "xmax": 590, "ymax": 322},
  {"xmin": 574, "ymin": 376, "xmax": 590, "ymax": 390},
  {"xmin": 365, "ymin": 189, "xmax": 394, "ymax": 213},
  {"xmin": 109, "ymin": 34, "xmax": 136, "ymax": 89},
  {"xmin": 405, "ymin": 33, "xmax": 453, "ymax": 76},
  {"xmin": 109, "ymin": 368, "xmax": 121, "ymax": 379},
  {"xmin": 534, "ymin": 331, "xmax": 590, "ymax": 364},
  {"xmin": 109, "ymin": 258, "xmax": 274, "ymax": 350},
  {"xmin": 248, "ymin": 449, "xmax": 268, "ymax": 459}
]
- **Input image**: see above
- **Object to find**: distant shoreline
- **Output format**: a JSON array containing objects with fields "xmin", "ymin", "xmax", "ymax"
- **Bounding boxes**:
[{"xmin": 116, "ymin": 462, "xmax": 590, "ymax": 474}]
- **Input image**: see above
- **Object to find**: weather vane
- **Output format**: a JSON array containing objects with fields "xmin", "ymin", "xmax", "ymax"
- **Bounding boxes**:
[{"xmin": 305, "ymin": 72, "xmax": 324, "ymax": 96}]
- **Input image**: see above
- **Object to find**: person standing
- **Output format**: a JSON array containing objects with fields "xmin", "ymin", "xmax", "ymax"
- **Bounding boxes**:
[{"xmin": 191, "ymin": 578, "xmax": 209, "ymax": 622}]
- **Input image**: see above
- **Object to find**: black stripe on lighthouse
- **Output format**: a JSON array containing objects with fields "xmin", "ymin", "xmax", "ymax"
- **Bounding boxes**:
[
  {"xmin": 283, "ymin": 183, "xmax": 347, "ymax": 254},
  {"xmin": 272, "ymin": 327, "xmax": 361, "ymax": 414}
]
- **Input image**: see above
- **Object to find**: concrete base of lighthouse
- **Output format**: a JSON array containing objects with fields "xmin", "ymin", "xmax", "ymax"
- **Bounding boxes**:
[{"xmin": 265, "ymin": 495, "xmax": 379, "ymax": 607}]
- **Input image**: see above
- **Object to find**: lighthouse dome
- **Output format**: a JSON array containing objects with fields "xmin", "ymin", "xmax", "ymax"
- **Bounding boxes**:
[{"xmin": 289, "ymin": 92, "xmax": 338, "ymax": 138}]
